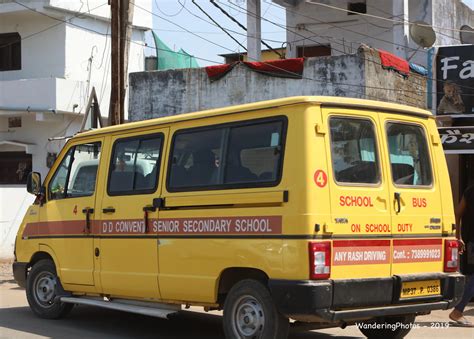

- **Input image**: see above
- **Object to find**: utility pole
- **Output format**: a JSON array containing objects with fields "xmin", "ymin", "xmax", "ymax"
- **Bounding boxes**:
[
  {"xmin": 109, "ymin": 0, "xmax": 133, "ymax": 126},
  {"xmin": 120, "ymin": 0, "xmax": 134, "ymax": 124},
  {"xmin": 247, "ymin": 0, "xmax": 261, "ymax": 62},
  {"xmin": 109, "ymin": 0, "xmax": 121, "ymax": 126}
]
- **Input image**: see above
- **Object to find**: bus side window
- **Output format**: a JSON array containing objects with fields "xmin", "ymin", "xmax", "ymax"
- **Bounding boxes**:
[
  {"xmin": 168, "ymin": 117, "xmax": 286, "ymax": 191},
  {"xmin": 108, "ymin": 135, "xmax": 163, "ymax": 195},
  {"xmin": 49, "ymin": 142, "xmax": 102, "ymax": 200}
]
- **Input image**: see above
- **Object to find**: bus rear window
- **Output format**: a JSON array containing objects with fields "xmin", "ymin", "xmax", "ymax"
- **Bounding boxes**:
[{"xmin": 329, "ymin": 117, "xmax": 380, "ymax": 185}]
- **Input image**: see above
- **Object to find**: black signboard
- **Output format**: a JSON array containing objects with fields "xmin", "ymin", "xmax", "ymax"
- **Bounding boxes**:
[
  {"xmin": 439, "ymin": 127, "xmax": 474, "ymax": 153},
  {"xmin": 436, "ymin": 45, "xmax": 474, "ymax": 116}
]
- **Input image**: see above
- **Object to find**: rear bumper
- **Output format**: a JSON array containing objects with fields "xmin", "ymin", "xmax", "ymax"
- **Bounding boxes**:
[
  {"xmin": 269, "ymin": 273, "xmax": 465, "ymax": 322},
  {"xmin": 12, "ymin": 261, "xmax": 28, "ymax": 288}
]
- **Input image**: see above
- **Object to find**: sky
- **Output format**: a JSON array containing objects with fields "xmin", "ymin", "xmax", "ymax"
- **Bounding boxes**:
[
  {"xmin": 143, "ymin": 0, "xmax": 287, "ymax": 66},
  {"xmin": 143, "ymin": 0, "xmax": 474, "ymax": 67},
  {"xmin": 464, "ymin": 0, "xmax": 474, "ymax": 9}
]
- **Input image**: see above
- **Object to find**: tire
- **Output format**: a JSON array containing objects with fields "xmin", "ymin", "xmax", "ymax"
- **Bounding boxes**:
[
  {"xmin": 223, "ymin": 279, "xmax": 289, "ymax": 339},
  {"xmin": 26, "ymin": 259, "xmax": 73, "ymax": 319},
  {"xmin": 358, "ymin": 314, "xmax": 416, "ymax": 339}
]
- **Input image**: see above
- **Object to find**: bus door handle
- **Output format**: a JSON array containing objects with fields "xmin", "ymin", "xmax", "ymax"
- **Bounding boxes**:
[
  {"xmin": 394, "ymin": 192, "xmax": 401, "ymax": 214},
  {"xmin": 143, "ymin": 206, "xmax": 156, "ymax": 233},
  {"xmin": 82, "ymin": 207, "xmax": 94, "ymax": 234},
  {"xmin": 102, "ymin": 207, "xmax": 116, "ymax": 214}
]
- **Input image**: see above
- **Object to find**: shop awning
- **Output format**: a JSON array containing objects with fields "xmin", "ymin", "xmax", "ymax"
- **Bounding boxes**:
[{"xmin": 439, "ymin": 127, "xmax": 474, "ymax": 154}]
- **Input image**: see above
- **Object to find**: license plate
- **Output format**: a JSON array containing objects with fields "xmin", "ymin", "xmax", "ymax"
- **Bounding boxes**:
[{"xmin": 400, "ymin": 280, "xmax": 441, "ymax": 298}]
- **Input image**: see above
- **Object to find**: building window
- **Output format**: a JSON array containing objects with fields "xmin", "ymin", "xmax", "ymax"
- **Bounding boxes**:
[
  {"xmin": 0, "ymin": 32, "xmax": 21, "ymax": 71},
  {"xmin": 297, "ymin": 45, "xmax": 331, "ymax": 58},
  {"xmin": 0, "ymin": 152, "xmax": 32, "ymax": 185},
  {"xmin": 8, "ymin": 117, "xmax": 21, "ymax": 128},
  {"xmin": 348, "ymin": 2, "xmax": 367, "ymax": 15}
]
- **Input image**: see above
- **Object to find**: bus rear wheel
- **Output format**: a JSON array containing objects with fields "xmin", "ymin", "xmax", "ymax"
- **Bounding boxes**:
[{"xmin": 223, "ymin": 279, "xmax": 289, "ymax": 339}]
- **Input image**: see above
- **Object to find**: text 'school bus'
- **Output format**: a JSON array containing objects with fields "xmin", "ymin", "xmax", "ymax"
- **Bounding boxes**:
[{"xmin": 13, "ymin": 97, "xmax": 464, "ymax": 338}]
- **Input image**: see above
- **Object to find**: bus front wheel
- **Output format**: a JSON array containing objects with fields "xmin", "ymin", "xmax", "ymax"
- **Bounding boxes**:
[{"xmin": 26, "ymin": 259, "xmax": 73, "ymax": 319}]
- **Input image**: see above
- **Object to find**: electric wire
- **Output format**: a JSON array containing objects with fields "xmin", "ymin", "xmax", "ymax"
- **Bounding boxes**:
[
  {"xmin": 264, "ymin": 0, "xmax": 461, "ymax": 56},
  {"xmin": 191, "ymin": 0, "xmax": 247, "ymax": 51},
  {"xmin": 134, "ymin": 2, "xmax": 433, "ymax": 103},
  {"xmin": 209, "ymin": 0, "xmax": 284, "ymax": 58},
  {"xmin": 145, "ymin": 1, "xmax": 458, "ymax": 100},
  {"xmin": 227, "ymin": 0, "xmax": 474, "ymax": 96},
  {"xmin": 175, "ymin": 1, "xmax": 286, "ymax": 45},
  {"xmin": 262, "ymin": 0, "xmax": 473, "ymax": 93},
  {"xmin": 0, "ymin": 1, "xmax": 109, "ymax": 49},
  {"xmin": 13, "ymin": 0, "xmax": 469, "ymax": 105},
  {"xmin": 12, "ymin": 0, "xmax": 223, "ymax": 65},
  {"xmin": 307, "ymin": 1, "xmax": 474, "ymax": 34}
]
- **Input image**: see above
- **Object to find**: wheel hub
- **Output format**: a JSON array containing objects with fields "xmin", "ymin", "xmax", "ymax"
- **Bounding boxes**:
[
  {"xmin": 233, "ymin": 296, "xmax": 265, "ymax": 338},
  {"xmin": 34, "ymin": 272, "xmax": 57, "ymax": 306}
]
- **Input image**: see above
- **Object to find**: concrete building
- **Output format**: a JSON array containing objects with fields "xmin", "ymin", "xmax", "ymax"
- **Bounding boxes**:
[
  {"xmin": 129, "ymin": 45, "xmax": 426, "ymax": 121},
  {"xmin": 0, "ymin": 0, "xmax": 152, "ymax": 259},
  {"xmin": 274, "ymin": 0, "xmax": 474, "ymax": 67}
]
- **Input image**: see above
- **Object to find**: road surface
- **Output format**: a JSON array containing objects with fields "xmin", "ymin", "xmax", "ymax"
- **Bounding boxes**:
[{"xmin": 1, "ymin": 262, "xmax": 473, "ymax": 338}]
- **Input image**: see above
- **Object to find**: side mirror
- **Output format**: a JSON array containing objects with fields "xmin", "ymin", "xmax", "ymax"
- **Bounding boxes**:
[{"xmin": 27, "ymin": 172, "xmax": 42, "ymax": 195}]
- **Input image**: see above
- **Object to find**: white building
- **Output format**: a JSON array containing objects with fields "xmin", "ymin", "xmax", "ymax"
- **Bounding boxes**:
[
  {"xmin": 274, "ymin": 0, "xmax": 473, "ymax": 67},
  {"xmin": 0, "ymin": 0, "xmax": 152, "ymax": 259}
]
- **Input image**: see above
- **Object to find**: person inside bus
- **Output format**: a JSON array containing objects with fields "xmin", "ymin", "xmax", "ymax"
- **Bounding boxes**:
[
  {"xmin": 188, "ymin": 149, "xmax": 217, "ymax": 186},
  {"xmin": 225, "ymin": 150, "xmax": 257, "ymax": 183},
  {"xmin": 449, "ymin": 185, "xmax": 474, "ymax": 327}
]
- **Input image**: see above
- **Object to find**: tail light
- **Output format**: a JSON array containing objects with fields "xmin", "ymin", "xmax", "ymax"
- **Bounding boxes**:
[
  {"xmin": 309, "ymin": 241, "xmax": 331, "ymax": 279},
  {"xmin": 444, "ymin": 240, "xmax": 459, "ymax": 272}
]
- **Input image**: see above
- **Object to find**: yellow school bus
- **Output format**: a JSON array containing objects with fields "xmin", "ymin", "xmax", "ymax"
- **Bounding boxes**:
[{"xmin": 13, "ymin": 97, "xmax": 464, "ymax": 338}]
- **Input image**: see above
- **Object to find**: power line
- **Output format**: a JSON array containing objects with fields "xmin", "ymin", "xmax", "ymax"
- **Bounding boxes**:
[
  {"xmin": 209, "ymin": 0, "xmax": 284, "ymax": 58},
  {"xmin": 132, "ymin": 2, "xmax": 376, "ymax": 100},
  {"xmin": 13, "ymin": 0, "xmax": 459, "ymax": 105},
  {"xmin": 191, "ymin": 0, "xmax": 247, "ymax": 51},
  {"xmin": 12, "ymin": 0, "xmax": 223, "ymax": 65},
  {"xmin": 264, "ymin": 0, "xmax": 461, "ymax": 57},
  {"xmin": 133, "ymin": 2, "xmax": 440, "ymax": 103},
  {"xmin": 154, "ymin": 28, "xmax": 283, "ymax": 34},
  {"xmin": 228, "ymin": 0, "xmax": 474, "ymax": 96},
  {"xmin": 0, "ymin": 1, "xmax": 109, "ymax": 49},
  {"xmin": 134, "ymin": 3, "xmax": 250, "ymax": 59},
  {"xmin": 306, "ymin": 1, "xmax": 474, "ymax": 35},
  {"xmin": 268, "ymin": 1, "xmax": 472, "ymax": 92},
  {"xmin": 172, "ymin": 1, "xmax": 286, "ymax": 45},
  {"xmin": 150, "ymin": 1, "xmax": 452, "ymax": 102},
  {"xmin": 263, "ymin": 0, "xmax": 421, "ymax": 54}
]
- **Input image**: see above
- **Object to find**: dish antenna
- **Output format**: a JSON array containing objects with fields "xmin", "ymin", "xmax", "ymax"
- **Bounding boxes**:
[
  {"xmin": 410, "ymin": 21, "xmax": 436, "ymax": 48},
  {"xmin": 408, "ymin": 21, "xmax": 436, "ymax": 61},
  {"xmin": 460, "ymin": 25, "xmax": 474, "ymax": 44}
]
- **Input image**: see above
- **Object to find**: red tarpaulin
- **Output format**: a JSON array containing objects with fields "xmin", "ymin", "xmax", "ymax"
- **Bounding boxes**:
[
  {"xmin": 378, "ymin": 49, "xmax": 410, "ymax": 76},
  {"xmin": 205, "ymin": 58, "xmax": 305, "ymax": 81}
]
